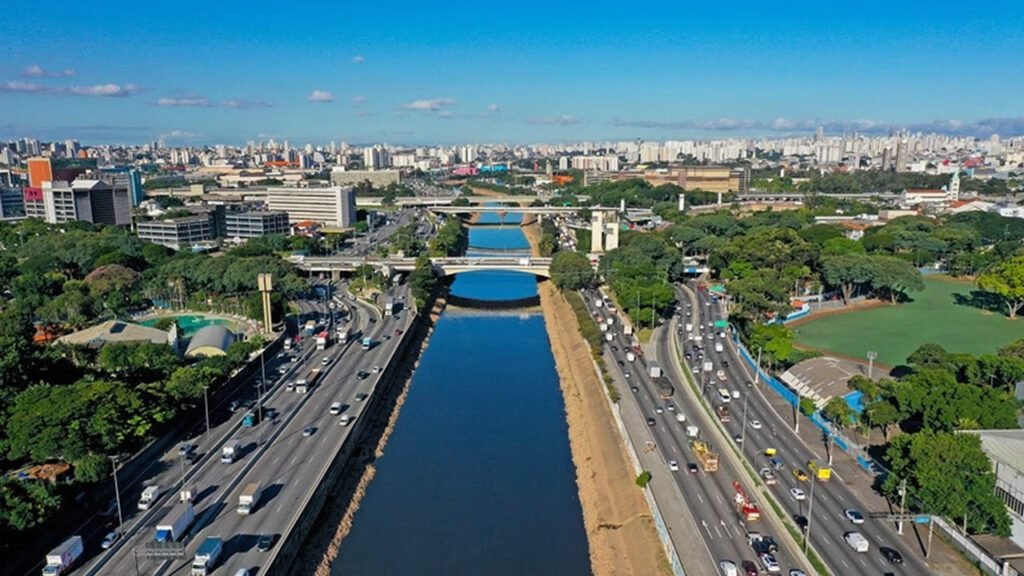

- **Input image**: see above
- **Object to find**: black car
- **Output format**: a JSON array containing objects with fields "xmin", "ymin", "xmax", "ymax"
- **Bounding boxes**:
[
  {"xmin": 722, "ymin": 360, "xmax": 729, "ymax": 368},
  {"xmin": 793, "ymin": 514, "xmax": 809, "ymax": 531},
  {"xmin": 880, "ymin": 547, "xmax": 904, "ymax": 564},
  {"xmin": 646, "ymin": 417, "xmax": 656, "ymax": 426},
  {"xmin": 631, "ymin": 386, "xmax": 639, "ymax": 393},
  {"xmin": 687, "ymin": 462, "xmax": 699, "ymax": 474},
  {"xmin": 256, "ymin": 534, "xmax": 275, "ymax": 552},
  {"xmin": 355, "ymin": 393, "xmax": 368, "ymax": 402}
]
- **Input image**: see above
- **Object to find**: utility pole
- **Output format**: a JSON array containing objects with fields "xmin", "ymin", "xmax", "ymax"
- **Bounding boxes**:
[
  {"xmin": 110, "ymin": 456, "xmax": 124, "ymax": 534},
  {"xmin": 740, "ymin": 394, "xmax": 749, "ymax": 455},
  {"xmin": 203, "ymin": 386, "xmax": 211, "ymax": 443},
  {"xmin": 804, "ymin": 473, "xmax": 817, "ymax": 554},
  {"xmin": 827, "ymin": 432, "xmax": 835, "ymax": 466},
  {"xmin": 755, "ymin": 346, "xmax": 763, "ymax": 386},
  {"xmin": 258, "ymin": 350, "xmax": 267, "ymax": 445},
  {"xmin": 867, "ymin": 350, "xmax": 878, "ymax": 379},
  {"xmin": 926, "ymin": 516, "xmax": 935, "ymax": 560},
  {"xmin": 898, "ymin": 478, "xmax": 907, "ymax": 535}
]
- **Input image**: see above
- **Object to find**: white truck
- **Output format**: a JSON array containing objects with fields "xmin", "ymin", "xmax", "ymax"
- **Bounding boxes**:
[
  {"xmin": 714, "ymin": 341, "xmax": 724, "ymax": 353},
  {"xmin": 42, "ymin": 536, "xmax": 83, "ymax": 576},
  {"xmin": 384, "ymin": 298, "xmax": 394, "ymax": 316},
  {"xmin": 675, "ymin": 412, "xmax": 687, "ymax": 423},
  {"xmin": 138, "ymin": 485, "xmax": 160, "ymax": 510},
  {"xmin": 686, "ymin": 425, "xmax": 700, "ymax": 439},
  {"xmin": 237, "ymin": 482, "xmax": 263, "ymax": 515},
  {"xmin": 190, "ymin": 537, "xmax": 223, "ymax": 576},
  {"xmin": 844, "ymin": 531, "xmax": 870, "ymax": 552},
  {"xmin": 155, "ymin": 502, "xmax": 195, "ymax": 542},
  {"xmin": 623, "ymin": 324, "xmax": 633, "ymax": 336},
  {"xmin": 648, "ymin": 363, "xmax": 663, "ymax": 379},
  {"xmin": 221, "ymin": 439, "xmax": 242, "ymax": 464},
  {"xmin": 626, "ymin": 351, "xmax": 636, "ymax": 363}
]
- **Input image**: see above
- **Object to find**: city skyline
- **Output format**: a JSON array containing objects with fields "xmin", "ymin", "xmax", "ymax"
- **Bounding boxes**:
[{"xmin": 1, "ymin": 1, "xmax": 1023, "ymax": 145}]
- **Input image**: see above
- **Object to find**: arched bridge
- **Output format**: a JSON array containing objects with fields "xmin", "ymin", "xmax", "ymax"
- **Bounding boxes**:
[{"xmin": 292, "ymin": 256, "xmax": 554, "ymax": 279}]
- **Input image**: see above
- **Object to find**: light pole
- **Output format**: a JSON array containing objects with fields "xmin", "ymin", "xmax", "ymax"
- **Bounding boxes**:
[
  {"xmin": 803, "ymin": 473, "xmax": 817, "ymax": 554},
  {"xmin": 203, "ymin": 386, "xmax": 211, "ymax": 443},
  {"xmin": 826, "ymin": 431, "xmax": 835, "ymax": 466},
  {"xmin": 898, "ymin": 478, "xmax": 907, "ymax": 535},
  {"xmin": 755, "ymin": 346, "xmax": 763, "ymax": 387},
  {"xmin": 258, "ymin": 350, "xmax": 267, "ymax": 445},
  {"xmin": 867, "ymin": 351, "xmax": 878, "ymax": 379},
  {"xmin": 110, "ymin": 456, "xmax": 124, "ymax": 534},
  {"xmin": 740, "ymin": 394, "xmax": 749, "ymax": 452}
]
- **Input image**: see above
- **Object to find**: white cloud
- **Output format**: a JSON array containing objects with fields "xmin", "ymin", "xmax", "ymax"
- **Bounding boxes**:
[
  {"xmin": 156, "ymin": 96, "xmax": 212, "ymax": 107},
  {"xmin": 403, "ymin": 98, "xmax": 456, "ymax": 111},
  {"xmin": 438, "ymin": 110, "xmax": 454, "ymax": 118},
  {"xmin": 1, "ymin": 81, "xmax": 48, "ymax": 93},
  {"xmin": 487, "ymin": 103, "xmax": 501, "ymax": 112},
  {"xmin": 69, "ymin": 83, "xmax": 139, "ymax": 97},
  {"xmin": 22, "ymin": 64, "xmax": 75, "ymax": 78},
  {"xmin": 351, "ymin": 55, "xmax": 365, "ymax": 64},
  {"xmin": 159, "ymin": 129, "xmax": 198, "ymax": 140},
  {"xmin": 222, "ymin": 98, "xmax": 274, "ymax": 109},
  {"xmin": 526, "ymin": 115, "xmax": 581, "ymax": 126},
  {"xmin": 308, "ymin": 90, "xmax": 335, "ymax": 103},
  {"xmin": 351, "ymin": 95, "xmax": 367, "ymax": 105}
]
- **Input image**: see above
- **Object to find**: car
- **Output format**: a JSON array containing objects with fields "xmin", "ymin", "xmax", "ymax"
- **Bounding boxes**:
[
  {"xmin": 793, "ymin": 469, "xmax": 808, "ymax": 482},
  {"xmin": 668, "ymin": 460, "xmax": 679, "ymax": 471},
  {"xmin": 611, "ymin": 345, "xmax": 619, "ymax": 352},
  {"xmin": 624, "ymin": 372, "xmax": 631, "ymax": 379},
  {"xmin": 178, "ymin": 443, "xmax": 195, "ymax": 457},
  {"xmin": 355, "ymin": 393, "xmax": 368, "ymax": 402},
  {"xmin": 789, "ymin": 571, "xmax": 807, "ymax": 576},
  {"xmin": 277, "ymin": 365, "xmax": 288, "ymax": 374},
  {"xmin": 393, "ymin": 329, "xmax": 403, "ymax": 336},
  {"xmin": 789, "ymin": 488, "xmax": 806, "ymax": 501},
  {"xmin": 745, "ymin": 380, "xmax": 753, "ymax": 388},
  {"xmin": 646, "ymin": 418, "xmax": 656, "ymax": 426},
  {"xmin": 687, "ymin": 462, "xmax": 699, "ymax": 474},
  {"xmin": 383, "ymin": 335, "xmax": 391, "ymax": 341},
  {"xmin": 100, "ymin": 498, "xmax": 119, "ymax": 518},
  {"xmin": 844, "ymin": 508, "xmax": 865, "ymax": 524},
  {"xmin": 655, "ymin": 407, "xmax": 664, "ymax": 414},
  {"xmin": 321, "ymin": 356, "xmax": 330, "ymax": 365},
  {"xmin": 684, "ymin": 352, "xmax": 693, "ymax": 360},
  {"xmin": 759, "ymin": 467, "xmax": 777, "ymax": 484},
  {"xmin": 372, "ymin": 365, "xmax": 382, "ymax": 373},
  {"xmin": 286, "ymin": 381, "xmax": 296, "ymax": 390},
  {"xmin": 290, "ymin": 355, "xmax": 299, "ymax": 363},
  {"xmin": 722, "ymin": 360, "xmax": 729, "ymax": 368},
  {"xmin": 100, "ymin": 531, "xmax": 120, "ymax": 549},
  {"xmin": 733, "ymin": 434, "xmax": 744, "ymax": 444},
  {"xmin": 793, "ymin": 514, "xmax": 808, "ymax": 530},
  {"xmin": 256, "ymin": 533, "xmax": 275, "ymax": 552},
  {"xmin": 631, "ymin": 386, "xmax": 639, "ymax": 393},
  {"xmin": 719, "ymin": 560, "xmax": 738, "ymax": 576},
  {"xmin": 339, "ymin": 415, "xmax": 353, "ymax": 426},
  {"xmin": 759, "ymin": 553, "xmax": 780, "ymax": 573},
  {"xmin": 880, "ymin": 546, "xmax": 904, "ymax": 564},
  {"xmin": 750, "ymin": 419, "xmax": 762, "ymax": 430},
  {"xmin": 357, "ymin": 371, "xmax": 369, "ymax": 380},
  {"xmin": 741, "ymin": 560, "xmax": 759, "ymax": 576},
  {"xmin": 302, "ymin": 426, "xmax": 315, "ymax": 437},
  {"xmin": 617, "ymin": 360, "xmax": 625, "ymax": 366},
  {"xmin": 229, "ymin": 400, "xmax": 240, "ymax": 412},
  {"xmin": 666, "ymin": 403, "xmax": 675, "ymax": 412}
]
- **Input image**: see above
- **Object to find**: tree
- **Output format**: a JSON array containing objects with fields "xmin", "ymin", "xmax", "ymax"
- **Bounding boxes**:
[
  {"xmin": 870, "ymin": 256, "xmax": 924, "ymax": 303},
  {"xmin": 823, "ymin": 397, "xmax": 856, "ymax": 429},
  {"xmin": 821, "ymin": 254, "xmax": 873, "ymax": 303},
  {"xmin": 883, "ymin": 431, "xmax": 1010, "ymax": 536},
  {"xmin": 0, "ymin": 477, "xmax": 61, "ymax": 533},
  {"xmin": 978, "ymin": 256, "xmax": 1024, "ymax": 318},
  {"xmin": 549, "ymin": 251, "xmax": 596, "ymax": 291},
  {"xmin": 746, "ymin": 323, "xmax": 794, "ymax": 369},
  {"xmin": 863, "ymin": 401, "xmax": 900, "ymax": 439}
]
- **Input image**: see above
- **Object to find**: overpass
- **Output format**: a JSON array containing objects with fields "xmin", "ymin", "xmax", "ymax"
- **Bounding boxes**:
[
  {"xmin": 356, "ymin": 194, "xmax": 591, "ymax": 208},
  {"xmin": 293, "ymin": 255, "xmax": 555, "ymax": 279},
  {"xmin": 429, "ymin": 205, "xmax": 615, "ymax": 215}
]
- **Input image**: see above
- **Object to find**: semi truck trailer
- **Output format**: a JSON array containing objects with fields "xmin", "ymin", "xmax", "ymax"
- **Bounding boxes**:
[{"xmin": 42, "ymin": 536, "xmax": 83, "ymax": 576}]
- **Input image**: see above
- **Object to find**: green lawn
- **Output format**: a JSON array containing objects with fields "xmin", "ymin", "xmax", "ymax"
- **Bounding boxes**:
[{"xmin": 793, "ymin": 276, "xmax": 1024, "ymax": 367}]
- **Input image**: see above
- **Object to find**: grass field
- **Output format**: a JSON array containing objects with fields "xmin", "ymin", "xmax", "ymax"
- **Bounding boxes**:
[{"xmin": 793, "ymin": 276, "xmax": 1024, "ymax": 367}]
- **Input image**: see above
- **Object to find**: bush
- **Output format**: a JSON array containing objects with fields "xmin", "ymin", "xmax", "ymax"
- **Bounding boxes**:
[{"xmin": 635, "ymin": 471, "xmax": 652, "ymax": 488}]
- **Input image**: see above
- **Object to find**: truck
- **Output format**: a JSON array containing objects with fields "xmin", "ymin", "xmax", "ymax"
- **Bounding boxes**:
[
  {"xmin": 138, "ymin": 485, "xmax": 160, "ymax": 510},
  {"xmin": 303, "ymin": 320, "xmax": 317, "ymax": 336},
  {"xmin": 155, "ymin": 502, "xmax": 195, "ymax": 542},
  {"xmin": 716, "ymin": 404, "xmax": 732, "ymax": 422},
  {"xmin": 337, "ymin": 325, "xmax": 348, "ymax": 344},
  {"xmin": 605, "ymin": 333, "xmax": 613, "ymax": 342},
  {"xmin": 296, "ymin": 368, "xmax": 321, "ymax": 393},
  {"xmin": 693, "ymin": 440, "xmax": 719, "ymax": 471},
  {"xmin": 237, "ymin": 482, "xmax": 263, "ymax": 515},
  {"xmin": 623, "ymin": 324, "xmax": 633, "ymax": 336},
  {"xmin": 221, "ymin": 439, "xmax": 242, "ymax": 464},
  {"xmin": 648, "ymin": 362, "xmax": 663, "ymax": 379},
  {"xmin": 714, "ymin": 341, "xmax": 724, "ymax": 353},
  {"xmin": 675, "ymin": 412, "xmax": 687, "ymax": 423},
  {"xmin": 594, "ymin": 298, "xmax": 603, "ymax": 308},
  {"xmin": 316, "ymin": 331, "xmax": 329, "ymax": 350},
  {"xmin": 686, "ymin": 425, "xmax": 699, "ymax": 439},
  {"xmin": 42, "ymin": 536, "xmax": 83, "ymax": 576},
  {"xmin": 190, "ymin": 537, "xmax": 223, "ymax": 576},
  {"xmin": 283, "ymin": 337, "xmax": 292, "ymax": 351},
  {"xmin": 807, "ymin": 459, "xmax": 832, "ymax": 482},
  {"xmin": 733, "ymin": 481, "xmax": 761, "ymax": 522},
  {"xmin": 362, "ymin": 336, "xmax": 373, "ymax": 350},
  {"xmin": 384, "ymin": 298, "xmax": 394, "ymax": 316},
  {"xmin": 599, "ymin": 322, "xmax": 608, "ymax": 333},
  {"xmin": 844, "ymin": 531, "xmax": 870, "ymax": 552},
  {"xmin": 626, "ymin": 351, "xmax": 636, "ymax": 363}
]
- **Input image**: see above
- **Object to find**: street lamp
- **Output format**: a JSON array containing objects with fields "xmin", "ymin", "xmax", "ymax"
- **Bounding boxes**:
[
  {"xmin": 803, "ymin": 473, "xmax": 817, "ymax": 554},
  {"xmin": 203, "ymin": 386, "xmax": 211, "ymax": 443},
  {"xmin": 740, "ymin": 394, "xmax": 750, "ymax": 453},
  {"xmin": 867, "ymin": 351, "xmax": 878, "ymax": 379},
  {"xmin": 109, "ymin": 456, "xmax": 124, "ymax": 535},
  {"xmin": 755, "ymin": 346, "xmax": 763, "ymax": 387}
]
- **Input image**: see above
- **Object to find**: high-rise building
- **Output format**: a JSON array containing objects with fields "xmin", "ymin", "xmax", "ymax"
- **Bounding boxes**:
[
  {"xmin": 881, "ymin": 147, "xmax": 892, "ymax": 171},
  {"xmin": 28, "ymin": 178, "xmax": 132, "ymax": 226},
  {"xmin": 895, "ymin": 140, "xmax": 907, "ymax": 173}
]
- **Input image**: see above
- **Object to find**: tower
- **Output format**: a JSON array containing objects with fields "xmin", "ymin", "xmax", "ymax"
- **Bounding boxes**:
[
  {"xmin": 678, "ymin": 193, "xmax": 686, "ymax": 212},
  {"xmin": 895, "ymin": 140, "xmax": 907, "ymax": 173},
  {"xmin": 949, "ymin": 170, "xmax": 960, "ymax": 202}
]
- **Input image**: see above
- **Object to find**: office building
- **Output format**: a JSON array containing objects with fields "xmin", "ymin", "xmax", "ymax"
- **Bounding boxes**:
[
  {"xmin": 26, "ymin": 178, "xmax": 132, "ymax": 226},
  {"xmin": 136, "ymin": 214, "xmax": 217, "ymax": 250},
  {"xmin": 0, "ymin": 187, "xmax": 24, "ymax": 219},
  {"xmin": 100, "ymin": 168, "xmax": 145, "ymax": 206},
  {"xmin": 225, "ymin": 210, "xmax": 290, "ymax": 239},
  {"xmin": 265, "ymin": 186, "xmax": 357, "ymax": 228},
  {"xmin": 329, "ymin": 168, "xmax": 400, "ymax": 188}
]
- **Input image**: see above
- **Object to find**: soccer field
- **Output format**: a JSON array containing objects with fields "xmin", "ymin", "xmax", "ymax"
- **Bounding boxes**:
[{"xmin": 793, "ymin": 276, "xmax": 1024, "ymax": 367}]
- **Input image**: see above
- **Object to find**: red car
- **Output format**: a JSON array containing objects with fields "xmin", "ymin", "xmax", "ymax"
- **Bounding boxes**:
[
  {"xmin": 741, "ymin": 560, "xmax": 758, "ymax": 576},
  {"xmin": 393, "ymin": 329, "xmax": 403, "ymax": 336}
]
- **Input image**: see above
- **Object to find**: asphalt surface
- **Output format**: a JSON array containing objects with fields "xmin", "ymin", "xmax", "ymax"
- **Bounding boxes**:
[
  {"xmin": 581, "ymin": 290, "xmax": 811, "ymax": 576},
  {"xmin": 80, "ymin": 285, "xmax": 414, "ymax": 576},
  {"xmin": 678, "ymin": 281, "xmax": 926, "ymax": 576}
]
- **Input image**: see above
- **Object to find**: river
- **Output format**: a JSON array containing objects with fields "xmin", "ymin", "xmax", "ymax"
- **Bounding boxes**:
[{"xmin": 331, "ymin": 217, "xmax": 591, "ymax": 576}]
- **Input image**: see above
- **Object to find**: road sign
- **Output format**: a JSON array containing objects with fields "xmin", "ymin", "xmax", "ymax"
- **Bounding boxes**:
[{"xmin": 914, "ymin": 515, "xmax": 931, "ymax": 524}]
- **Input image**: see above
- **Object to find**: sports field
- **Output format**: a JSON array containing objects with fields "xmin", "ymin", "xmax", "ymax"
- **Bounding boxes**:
[{"xmin": 793, "ymin": 276, "xmax": 1024, "ymax": 367}]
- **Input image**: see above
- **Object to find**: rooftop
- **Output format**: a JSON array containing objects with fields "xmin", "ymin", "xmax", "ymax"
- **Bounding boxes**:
[{"xmin": 57, "ymin": 319, "xmax": 170, "ymax": 347}]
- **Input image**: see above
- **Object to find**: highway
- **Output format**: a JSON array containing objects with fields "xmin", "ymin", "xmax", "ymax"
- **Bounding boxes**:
[
  {"xmin": 581, "ymin": 290, "xmax": 812, "ymax": 576},
  {"xmin": 83, "ymin": 285, "xmax": 414, "ymax": 576},
  {"xmin": 679, "ymin": 281, "xmax": 926, "ymax": 575}
]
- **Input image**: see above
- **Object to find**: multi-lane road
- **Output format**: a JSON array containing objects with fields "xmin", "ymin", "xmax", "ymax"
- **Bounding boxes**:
[
  {"xmin": 80, "ymin": 285, "xmax": 413, "ymax": 576},
  {"xmin": 678, "ymin": 281, "xmax": 927, "ymax": 576}
]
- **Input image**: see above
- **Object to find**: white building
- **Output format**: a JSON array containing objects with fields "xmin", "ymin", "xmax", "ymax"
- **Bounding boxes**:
[
  {"xmin": 265, "ymin": 186, "xmax": 357, "ymax": 228},
  {"xmin": 572, "ymin": 155, "xmax": 620, "ymax": 172},
  {"xmin": 967, "ymin": 430, "xmax": 1024, "ymax": 549}
]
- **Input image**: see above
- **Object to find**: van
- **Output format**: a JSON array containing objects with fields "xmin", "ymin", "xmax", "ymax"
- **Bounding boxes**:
[
  {"xmin": 714, "ymin": 341, "xmax": 724, "ymax": 353},
  {"xmin": 844, "ymin": 531, "xmax": 869, "ymax": 552},
  {"xmin": 329, "ymin": 402, "xmax": 343, "ymax": 415},
  {"xmin": 717, "ymin": 388, "xmax": 732, "ymax": 403},
  {"xmin": 685, "ymin": 323, "xmax": 693, "ymax": 332},
  {"xmin": 138, "ymin": 485, "xmax": 160, "ymax": 510}
]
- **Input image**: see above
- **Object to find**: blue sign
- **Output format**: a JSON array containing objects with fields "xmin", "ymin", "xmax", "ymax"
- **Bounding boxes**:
[{"xmin": 913, "ymin": 515, "xmax": 931, "ymax": 524}]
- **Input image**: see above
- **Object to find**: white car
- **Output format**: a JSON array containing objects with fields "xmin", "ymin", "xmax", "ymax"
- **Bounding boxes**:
[
  {"xmin": 760, "ymin": 553, "xmax": 781, "ymax": 573},
  {"xmin": 321, "ymin": 356, "xmax": 330, "ymax": 365},
  {"xmin": 788, "ymin": 571, "xmax": 807, "ymax": 576},
  {"xmin": 668, "ymin": 460, "xmax": 679, "ymax": 472},
  {"xmin": 718, "ymin": 560, "xmax": 738, "ymax": 576},
  {"xmin": 790, "ymin": 488, "xmax": 806, "ymax": 501},
  {"xmin": 844, "ymin": 509, "xmax": 865, "ymax": 524},
  {"xmin": 750, "ymin": 419, "xmax": 762, "ymax": 430},
  {"xmin": 372, "ymin": 365, "xmax": 382, "ymax": 373},
  {"xmin": 655, "ymin": 407, "xmax": 664, "ymax": 414},
  {"xmin": 100, "ymin": 531, "xmax": 120, "ymax": 550}
]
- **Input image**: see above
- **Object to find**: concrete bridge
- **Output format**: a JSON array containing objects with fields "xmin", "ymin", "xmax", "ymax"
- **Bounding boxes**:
[
  {"xmin": 293, "ymin": 255, "xmax": 555, "ymax": 279},
  {"xmin": 429, "ymin": 205, "xmax": 615, "ymax": 215}
]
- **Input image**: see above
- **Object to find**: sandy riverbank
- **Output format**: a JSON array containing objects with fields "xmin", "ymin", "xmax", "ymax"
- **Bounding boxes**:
[{"xmin": 523, "ymin": 221, "xmax": 669, "ymax": 576}]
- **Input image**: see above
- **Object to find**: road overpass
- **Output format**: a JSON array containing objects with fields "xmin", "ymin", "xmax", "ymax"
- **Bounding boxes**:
[
  {"xmin": 429, "ymin": 205, "xmax": 614, "ymax": 215},
  {"xmin": 356, "ymin": 194, "xmax": 591, "ymax": 208},
  {"xmin": 294, "ymin": 256, "xmax": 555, "ymax": 279}
]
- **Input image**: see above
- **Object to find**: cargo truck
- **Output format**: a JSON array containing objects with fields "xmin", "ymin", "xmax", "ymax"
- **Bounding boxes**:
[
  {"xmin": 384, "ymin": 299, "xmax": 394, "ymax": 316},
  {"xmin": 337, "ymin": 325, "xmax": 348, "ymax": 344},
  {"xmin": 686, "ymin": 425, "xmax": 700, "ymax": 439},
  {"xmin": 303, "ymin": 320, "xmax": 316, "ymax": 336},
  {"xmin": 648, "ymin": 363, "xmax": 663, "ymax": 379},
  {"xmin": 626, "ymin": 351, "xmax": 636, "ymax": 363},
  {"xmin": 138, "ymin": 485, "xmax": 160, "ymax": 510},
  {"xmin": 155, "ymin": 502, "xmax": 195, "ymax": 542},
  {"xmin": 237, "ymin": 482, "xmax": 263, "ymax": 515},
  {"xmin": 221, "ymin": 439, "xmax": 242, "ymax": 464},
  {"xmin": 295, "ymin": 368, "xmax": 320, "ymax": 393},
  {"xmin": 693, "ymin": 440, "xmax": 719, "ymax": 471},
  {"xmin": 716, "ymin": 404, "xmax": 732, "ymax": 422},
  {"xmin": 316, "ymin": 331, "xmax": 329, "ymax": 350},
  {"xmin": 42, "ymin": 536, "xmax": 83, "ymax": 576},
  {"xmin": 362, "ymin": 336, "xmax": 373, "ymax": 350},
  {"xmin": 190, "ymin": 537, "xmax": 223, "ymax": 576},
  {"xmin": 807, "ymin": 460, "xmax": 832, "ymax": 482}
]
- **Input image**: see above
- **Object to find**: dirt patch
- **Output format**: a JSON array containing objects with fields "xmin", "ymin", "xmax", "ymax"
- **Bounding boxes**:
[
  {"xmin": 468, "ymin": 186, "xmax": 505, "ymax": 198},
  {"xmin": 524, "ymin": 221, "xmax": 669, "ymax": 576}
]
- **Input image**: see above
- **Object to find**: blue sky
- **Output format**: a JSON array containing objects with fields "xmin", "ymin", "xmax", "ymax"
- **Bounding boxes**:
[{"xmin": 1, "ymin": 1, "xmax": 1022, "ymax": 146}]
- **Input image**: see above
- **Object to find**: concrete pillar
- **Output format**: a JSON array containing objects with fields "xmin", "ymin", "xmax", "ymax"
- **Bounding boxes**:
[
  {"xmin": 717, "ymin": 192, "xmax": 723, "ymax": 205},
  {"xmin": 605, "ymin": 213, "xmax": 620, "ymax": 251},
  {"xmin": 678, "ymin": 193, "xmax": 686, "ymax": 212},
  {"xmin": 591, "ymin": 212, "xmax": 605, "ymax": 253}
]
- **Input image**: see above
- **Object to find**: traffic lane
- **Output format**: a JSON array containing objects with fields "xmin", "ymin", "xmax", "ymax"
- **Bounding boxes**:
[{"xmin": 687, "ymin": 288, "xmax": 916, "ymax": 575}]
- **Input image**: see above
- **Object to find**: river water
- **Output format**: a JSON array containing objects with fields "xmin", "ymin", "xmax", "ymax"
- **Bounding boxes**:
[{"xmin": 332, "ymin": 217, "xmax": 591, "ymax": 576}]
